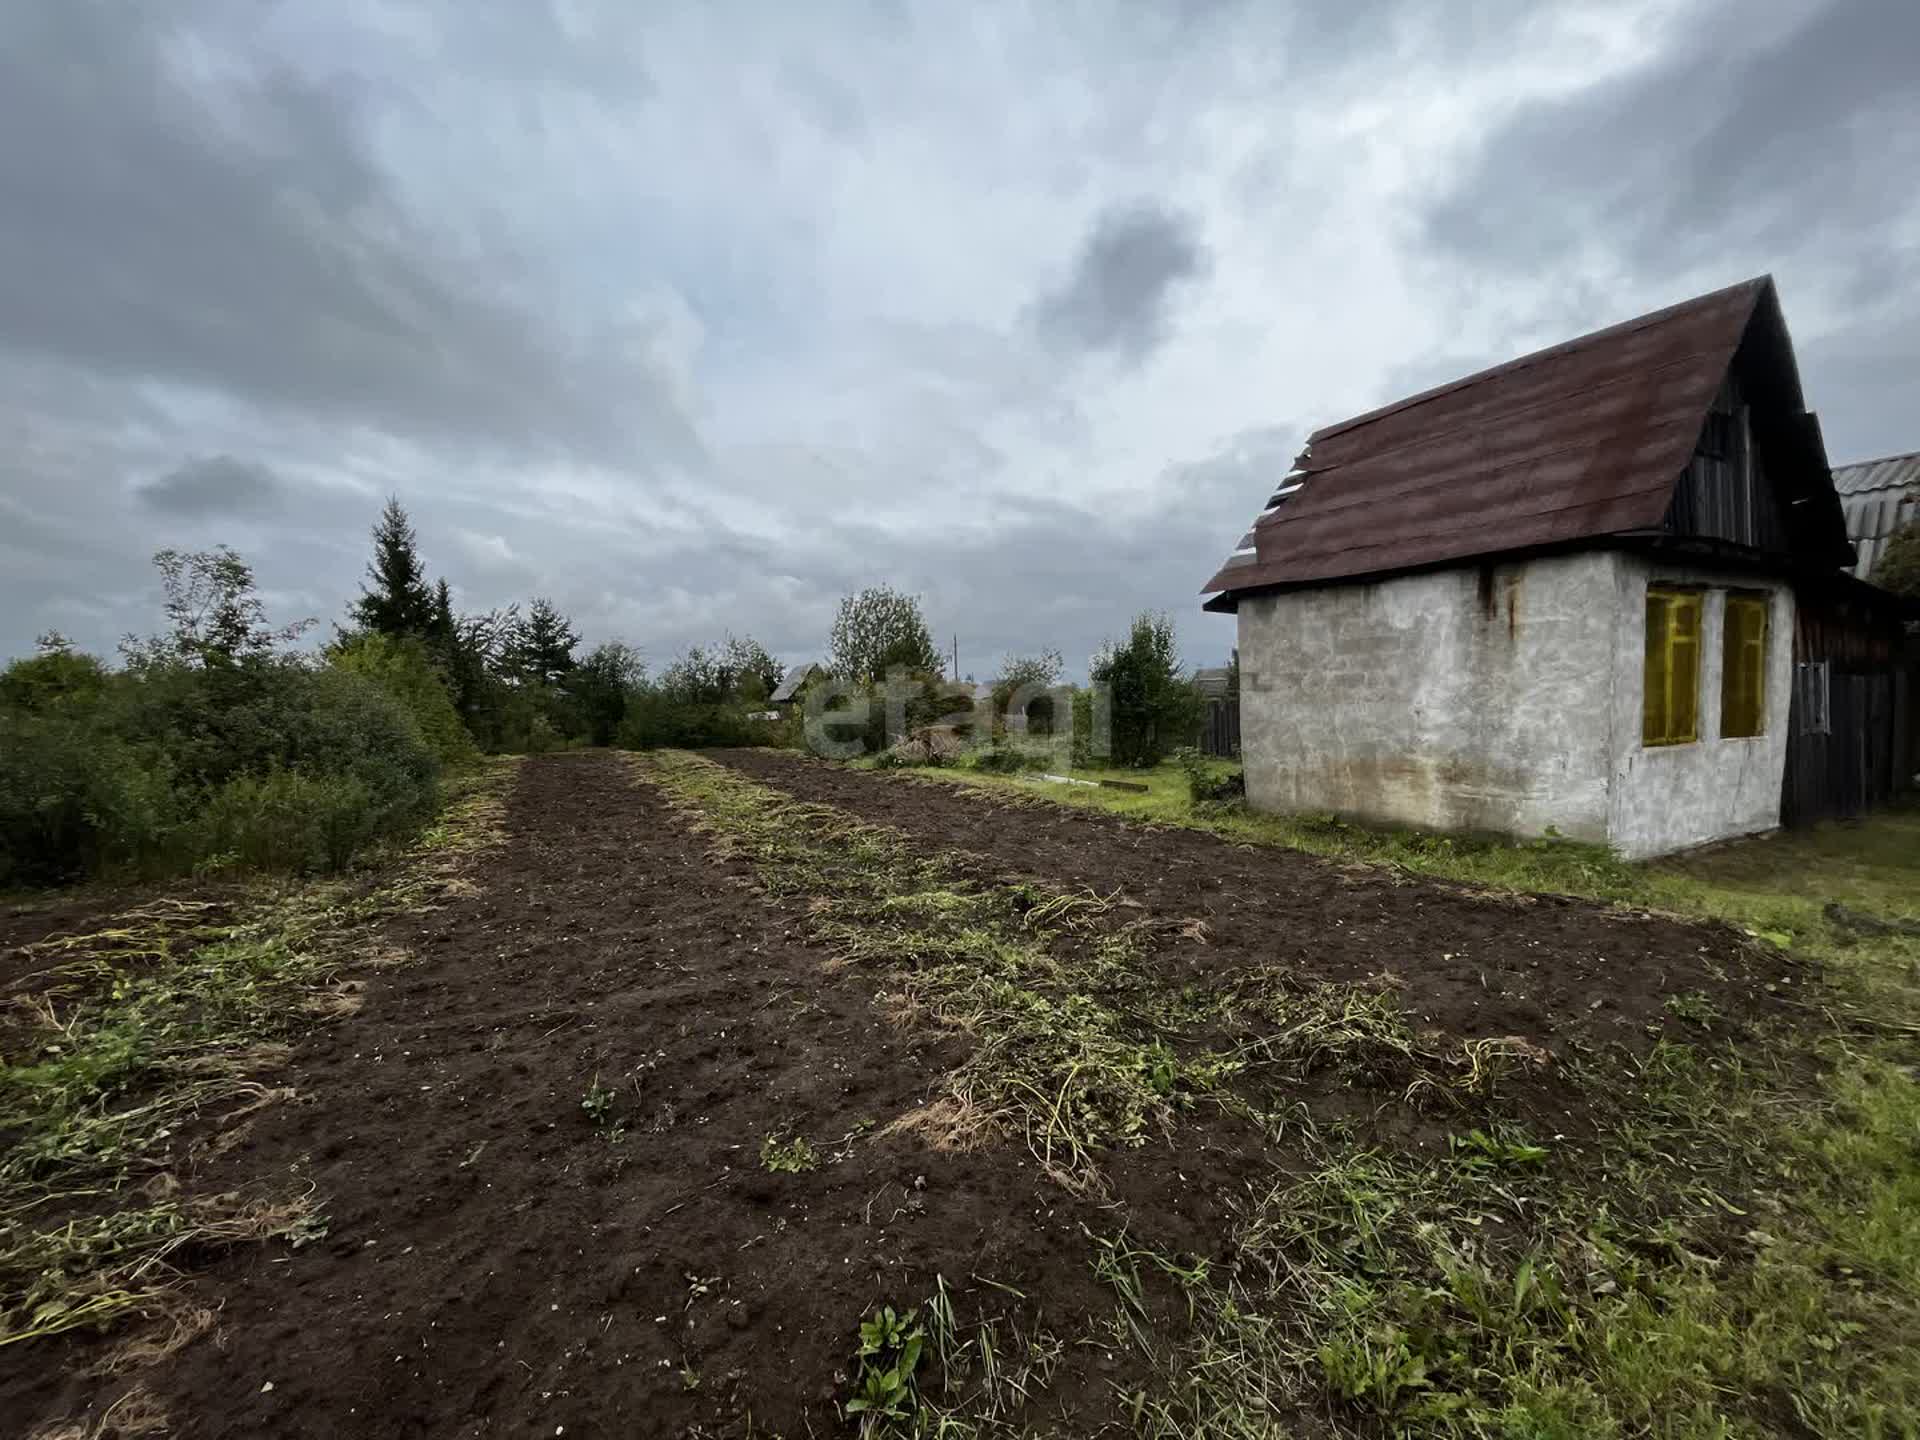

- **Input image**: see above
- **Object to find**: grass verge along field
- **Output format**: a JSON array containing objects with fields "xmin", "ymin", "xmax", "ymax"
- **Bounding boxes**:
[
  {"xmin": 1, "ymin": 761, "xmax": 513, "ymax": 1423},
  {"xmin": 703, "ymin": 747, "xmax": 1920, "ymax": 1437}
]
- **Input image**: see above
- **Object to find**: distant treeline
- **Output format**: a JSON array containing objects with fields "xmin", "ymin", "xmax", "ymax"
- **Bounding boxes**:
[{"xmin": 1, "ymin": 498, "xmax": 1221, "ymax": 887}]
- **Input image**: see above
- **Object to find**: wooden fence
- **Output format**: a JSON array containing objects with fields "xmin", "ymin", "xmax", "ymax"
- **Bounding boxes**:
[
  {"xmin": 1200, "ymin": 698, "xmax": 1240, "ymax": 759},
  {"xmin": 1782, "ymin": 661, "xmax": 1914, "ymax": 826}
]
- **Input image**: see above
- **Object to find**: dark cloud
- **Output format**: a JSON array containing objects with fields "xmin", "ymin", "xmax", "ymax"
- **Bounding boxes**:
[
  {"xmin": 1032, "ymin": 204, "xmax": 1208, "ymax": 361},
  {"xmin": 1416, "ymin": 0, "xmax": 1920, "ymax": 465},
  {"xmin": 3, "ymin": 0, "xmax": 1912, "ymax": 679},
  {"xmin": 1424, "ymin": 0, "xmax": 1920, "ymax": 272},
  {"xmin": 0, "ymin": 2, "xmax": 698, "ymax": 469},
  {"xmin": 1798, "ymin": 272, "xmax": 1920, "ymax": 464},
  {"xmin": 136, "ymin": 456, "xmax": 284, "ymax": 517}
]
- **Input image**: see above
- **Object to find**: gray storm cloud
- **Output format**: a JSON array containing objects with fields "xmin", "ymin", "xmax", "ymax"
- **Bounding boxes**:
[
  {"xmin": 1, "ymin": 0, "xmax": 1913, "ymax": 671},
  {"xmin": 1032, "ymin": 204, "xmax": 1209, "ymax": 362}
]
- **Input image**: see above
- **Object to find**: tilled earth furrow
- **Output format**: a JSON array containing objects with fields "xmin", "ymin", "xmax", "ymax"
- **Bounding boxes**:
[
  {"xmin": 705, "ymin": 747, "xmax": 1797, "ymax": 1078},
  {"xmin": 132, "ymin": 753, "xmax": 1098, "ymax": 1438}
]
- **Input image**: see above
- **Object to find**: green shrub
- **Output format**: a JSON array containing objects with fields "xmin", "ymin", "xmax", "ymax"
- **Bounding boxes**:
[
  {"xmin": 328, "ymin": 632, "xmax": 478, "ymax": 768},
  {"xmin": 820, "ymin": 674, "xmax": 968, "ymax": 759},
  {"xmin": 1070, "ymin": 687, "xmax": 1098, "ymax": 768},
  {"xmin": 617, "ymin": 691, "xmax": 761, "ymax": 749},
  {"xmin": 1091, "ymin": 613, "xmax": 1201, "ymax": 767},
  {"xmin": 966, "ymin": 740, "xmax": 1049, "ymax": 774},
  {"xmin": 1175, "ymin": 746, "xmax": 1245, "ymax": 803},
  {"xmin": 0, "ymin": 658, "xmax": 437, "ymax": 886},
  {"xmin": 0, "ymin": 643, "xmax": 109, "ymax": 712},
  {"xmin": 1871, "ymin": 520, "xmax": 1920, "ymax": 598},
  {"xmin": 188, "ymin": 769, "xmax": 383, "ymax": 873},
  {"xmin": 0, "ymin": 709, "xmax": 178, "ymax": 885}
]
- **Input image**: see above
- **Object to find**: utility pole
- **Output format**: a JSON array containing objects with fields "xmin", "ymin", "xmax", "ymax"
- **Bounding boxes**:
[{"xmin": 951, "ymin": 633, "xmax": 958, "ymax": 680}]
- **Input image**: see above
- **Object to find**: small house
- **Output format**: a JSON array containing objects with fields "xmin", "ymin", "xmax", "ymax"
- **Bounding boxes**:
[
  {"xmin": 770, "ymin": 661, "xmax": 827, "ymax": 711},
  {"xmin": 1192, "ymin": 666, "xmax": 1234, "ymax": 701},
  {"xmin": 1202, "ymin": 277, "xmax": 1916, "ymax": 858}
]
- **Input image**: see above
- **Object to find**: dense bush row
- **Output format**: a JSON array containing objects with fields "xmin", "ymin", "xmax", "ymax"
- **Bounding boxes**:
[{"xmin": 0, "ymin": 646, "xmax": 438, "ymax": 886}]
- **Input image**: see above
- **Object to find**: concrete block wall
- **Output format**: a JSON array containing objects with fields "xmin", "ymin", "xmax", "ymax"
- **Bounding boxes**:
[
  {"xmin": 1236, "ymin": 552, "xmax": 1620, "ymax": 842},
  {"xmin": 1604, "ymin": 556, "xmax": 1794, "ymax": 858},
  {"xmin": 1234, "ymin": 548, "xmax": 1798, "ymax": 857}
]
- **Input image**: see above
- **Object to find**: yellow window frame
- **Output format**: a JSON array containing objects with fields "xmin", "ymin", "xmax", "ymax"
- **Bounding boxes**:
[
  {"xmin": 1643, "ymin": 587, "xmax": 1702, "ymax": 746},
  {"xmin": 1721, "ymin": 591, "xmax": 1769, "ymax": 738}
]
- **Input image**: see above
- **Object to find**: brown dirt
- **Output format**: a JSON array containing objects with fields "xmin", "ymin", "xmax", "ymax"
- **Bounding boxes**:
[
  {"xmin": 706, "ymin": 748, "xmax": 1805, "ymax": 1137},
  {"xmin": 9, "ymin": 753, "xmax": 1242, "ymax": 1439},
  {"xmin": 7, "ymin": 747, "xmax": 1808, "ymax": 1438}
]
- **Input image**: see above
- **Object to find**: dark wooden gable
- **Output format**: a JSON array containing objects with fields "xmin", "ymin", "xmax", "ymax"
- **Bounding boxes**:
[{"xmin": 1663, "ymin": 283, "xmax": 1853, "ymax": 568}]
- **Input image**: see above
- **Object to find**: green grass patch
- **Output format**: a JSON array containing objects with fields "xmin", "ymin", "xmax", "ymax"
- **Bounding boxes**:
[
  {"xmin": 1093, "ymin": 1039, "xmax": 1920, "ymax": 1437},
  {"xmin": 761, "ymin": 1132, "xmax": 821, "ymax": 1173}
]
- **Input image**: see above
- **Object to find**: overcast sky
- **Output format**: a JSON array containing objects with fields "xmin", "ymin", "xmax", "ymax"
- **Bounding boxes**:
[{"xmin": 4, "ymin": 0, "xmax": 1915, "ymax": 675}]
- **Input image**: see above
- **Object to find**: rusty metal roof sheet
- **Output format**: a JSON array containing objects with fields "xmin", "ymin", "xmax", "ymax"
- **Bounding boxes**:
[
  {"xmin": 1203, "ymin": 278, "xmax": 1782, "ymax": 602},
  {"xmin": 1833, "ymin": 451, "xmax": 1920, "ymax": 578}
]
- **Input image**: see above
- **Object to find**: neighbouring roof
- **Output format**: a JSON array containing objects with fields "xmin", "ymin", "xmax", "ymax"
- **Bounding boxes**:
[
  {"xmin": 1833, "ymin": 451, "xmax": 1920, "ymax": 580},
  {"xmin": 1192, "ymin": 666, "xmax": 1233, "ymax": 699},
  {"xmin": 1203, "ymin": 276, "xmax": 1847, "ymax": 608},
  {"xmin": 770, "ymin": 661, "xmax": 824, "ymax": 703}
]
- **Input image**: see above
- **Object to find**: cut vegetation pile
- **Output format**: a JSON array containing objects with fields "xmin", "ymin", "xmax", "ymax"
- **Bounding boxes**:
[{"xmin": 4, "ymin": 748, "xmax": 1916, "ymax": 1438}]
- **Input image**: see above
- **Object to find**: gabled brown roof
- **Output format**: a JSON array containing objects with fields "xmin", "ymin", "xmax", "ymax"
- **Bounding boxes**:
[{"xmin": 1203, "ymin": 277, "xmax": 1805, "ymax": 606}]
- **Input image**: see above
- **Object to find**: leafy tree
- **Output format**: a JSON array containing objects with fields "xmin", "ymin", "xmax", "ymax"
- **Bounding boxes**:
[
  {"xmin": 0, "ymin": 634, "xmax": 109, "ymax": 711},
  {"xmin": 506, "ymin": 596, "xmax": 580, "ymax": 685},
  {"xmin": 723, "ymin": 634, "xmax": 783, "ymax": 703},
  {"xmin": 1090, "ymin": 612, "xmax": 1200, "ymax": 767},
  {"xmin": 1871, "ymin": 521, "xmax": 1920, "ymax": 599},
  {"xmin": 992, "ymin": 648, "xmax": 1065, "ymax": 735},
  {"xmin": 120, "ymin": 546, "xmax": 312, "ymax": 669},
  {"xmin": 656, "ymin": 636, "xmax": 781, "ymax": 705},
  {"xmin": 567, "ymin": 641, "xmax": 646, "ymax": 746},
  {"xmin": 657, "ymin": 646, "xmax": 731, "ymax": 704},
  {"xmin": 352, "ymin": 497, "xmax": 435, "ymax": 639},
  {"xmin": 830, "ymin": 585, "xmax": 942, "ymax": 681}
]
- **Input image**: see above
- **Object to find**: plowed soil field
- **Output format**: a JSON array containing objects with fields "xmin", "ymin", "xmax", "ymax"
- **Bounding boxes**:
[{"xmin": 5, "ymin": 749, "xmax": 1806, "ymax": 1438}]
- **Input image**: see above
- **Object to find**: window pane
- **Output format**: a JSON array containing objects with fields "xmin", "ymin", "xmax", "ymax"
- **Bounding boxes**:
[
  {"xmin": 1643, "ymin": 588, "xmax": 1702, "ymax": 745},
  {"xmin": 1643, "ymin": 594, "xmax": 1670, "ymax": 743},
  {"xmin": 1722, "ymin": 593, "xmax": 1768, "ymax": 737},
  {"xmin": 1671, "ymin": 594, "xmax": 1700, "ymax": 741}
]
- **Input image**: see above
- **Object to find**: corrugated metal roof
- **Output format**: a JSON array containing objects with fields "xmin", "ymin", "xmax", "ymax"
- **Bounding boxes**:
[
  {"xmin": 1833, "ymin": 450, "xmax": 1920, "ymax": 495},
  {"xmin": 1833, "ymin": 452, "xmax": 1920, "ymax": 579},
  {"xmin": 770, "ymin": 661, "xmax": 824, "ymax": 703},
  {"xmin": 1203, "ymin": 277, "xmax": 1836, "ymax": 602}
]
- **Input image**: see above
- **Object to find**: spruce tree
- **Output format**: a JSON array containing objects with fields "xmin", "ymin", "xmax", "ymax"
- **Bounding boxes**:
[
  {"xmin": 352, "ymin": 498, "xmax": 434, "ymax": 638},
  {"xmin": 508, "ymin": 596, "xmax": 580, "ymax": 685},
  {"xmin": 426, "ymin": 578, "xmax": 457, "ymax": 646}
]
